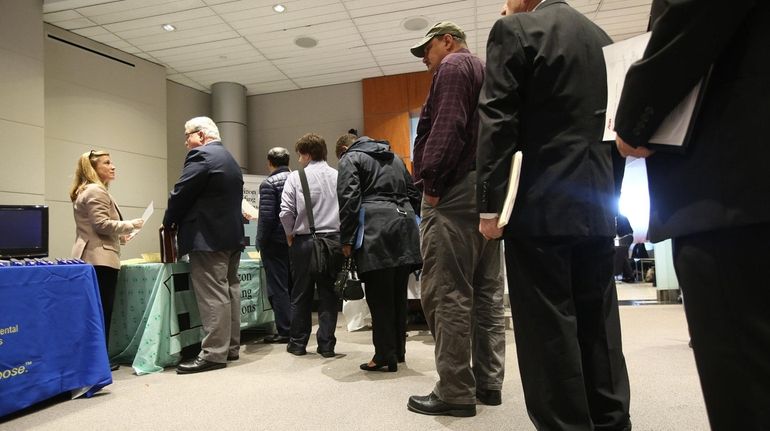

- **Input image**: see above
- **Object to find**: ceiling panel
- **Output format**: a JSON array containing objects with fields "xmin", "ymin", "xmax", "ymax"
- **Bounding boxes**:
[
  {"xmin": 110, "ymin": 15, "xmax": 225, "ymax": 39},
  {"xmin": 102, "ymin": 8, "xmax": 216, "ymax": 33},
  {"xmin": 80, "ymin": 0, "xmax": 206, "ymax": 25},
  {"xmin": 43, "ymin": 0, "xmax": 116, "ymax": 13},
  {"xmin": 244, "ymin": 80, "xmax": 300, "ymax": 95},
  {"xmin": 43, "ymin": 9, "xmax": 83, "ymax": 22},
  {"xmin": 43, "ymin": 0, "xmax": 653, "ymax": 96},
  {"xmin": 129, "ymin": 28, "xmax": 241, "ymax": 52},
  {"xmin": 49, "ymin": 16, "xmax": 97, "ymax": 29}
]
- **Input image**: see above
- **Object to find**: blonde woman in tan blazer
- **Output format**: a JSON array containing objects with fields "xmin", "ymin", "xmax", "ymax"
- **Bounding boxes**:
[{"xmin": 69, "ymin": 150, "xmax": 143, "ymax": 370}]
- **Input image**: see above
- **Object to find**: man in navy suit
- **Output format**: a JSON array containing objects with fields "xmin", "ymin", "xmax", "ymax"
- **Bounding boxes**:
[
  {"xmin": 615, "ymin": 1, "xmax": 770, "ymax": 428},
  {"xmin": 163, "ymin": 116, "xmax": 245, "ymax": 374}
]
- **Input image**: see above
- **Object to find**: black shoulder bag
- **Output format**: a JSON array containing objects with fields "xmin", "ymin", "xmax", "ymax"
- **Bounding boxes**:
[{"xmin": 298, "ymin": 167, "xmax": 343, "ymax": 279}]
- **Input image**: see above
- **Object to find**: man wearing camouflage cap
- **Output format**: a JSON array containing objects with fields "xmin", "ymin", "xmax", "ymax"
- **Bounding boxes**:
[{"xmin": 406, "ymin": 21, "xmax": 505, "ymax": 418}]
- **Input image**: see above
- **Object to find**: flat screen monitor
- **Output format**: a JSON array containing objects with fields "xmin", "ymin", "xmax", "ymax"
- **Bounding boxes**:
[{"xmin": 0, "ymin": 205, "xmax": 49, "ymax": 259}]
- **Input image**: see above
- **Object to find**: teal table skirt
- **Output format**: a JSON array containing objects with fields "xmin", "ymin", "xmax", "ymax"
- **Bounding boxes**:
[{"xmin": 108, "ymin": 259, "xmax": 273, "ymax": 375}]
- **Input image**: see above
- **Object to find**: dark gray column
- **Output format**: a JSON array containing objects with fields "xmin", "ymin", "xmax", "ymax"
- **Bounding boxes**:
[{"xmin": 212, "ymin": 82, "xmax": 247, "ymax": 172}]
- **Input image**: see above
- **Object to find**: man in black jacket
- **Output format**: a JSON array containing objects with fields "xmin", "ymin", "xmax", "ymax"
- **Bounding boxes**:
[
  {"xmin": 257, "ymin": 147, "xmax": 292, "ymax": 344},
  {"xmin": 615, "ymin": 1, "xmax": 770, "ymax": 428},
  {"xmin": 476, "ymin": 1, "xmax": 631, "ymax": 429}
]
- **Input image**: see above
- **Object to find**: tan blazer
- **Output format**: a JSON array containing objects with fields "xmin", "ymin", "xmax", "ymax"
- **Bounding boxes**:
[{"xmin": 71, "ymin": 183, "xmax": 134, "ymax": 269}]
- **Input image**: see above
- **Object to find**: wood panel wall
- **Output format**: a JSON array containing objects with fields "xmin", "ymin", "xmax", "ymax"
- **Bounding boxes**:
[{"xmin": 362, "ymin": 71, "xmax": 433, "ymax": 171}]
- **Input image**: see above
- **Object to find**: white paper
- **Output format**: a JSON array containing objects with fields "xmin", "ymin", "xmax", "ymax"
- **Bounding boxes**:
[
  {"xmin": 497, "ymin": 151, "xmax": 523, "ymax": 229},
  {"xmin": 603, "ymin": 32, "xmax": 703, "ymax": 147},
  {"xmin": 140, "ymin": 201, "xmax": 154, "ymax": 222},
  {"xmin": 648, "ymin": 82, "xmax": 702, "ymax": 146},
  {"xmin": 241, "ymin": 199, "xmax": 258, "ymax": 220},
  {"xmin": 127, "ymin": 201, "xmax": 153, "ymax": 240},
  {"xmin": 603, "ymin": 32, "xmax": 652, "ymax": 142}
]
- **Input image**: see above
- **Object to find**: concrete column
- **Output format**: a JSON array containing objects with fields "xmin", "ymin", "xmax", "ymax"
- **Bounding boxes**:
[{"xmin": 211, "ymin": 82, "xmax": 247, "ymax": 172}]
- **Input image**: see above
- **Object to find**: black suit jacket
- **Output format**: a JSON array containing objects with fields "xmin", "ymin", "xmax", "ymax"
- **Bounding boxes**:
[
  {"xmin": 163, "ymin": 141, "xmax": 245, "ymax": 256},
  {"xmin": 615, "ymin": 0, "xmax": 770, "ymax": 241},
  {"xmin": 477, "ymin": 0, "xmax": 615, "ymax": 237}
]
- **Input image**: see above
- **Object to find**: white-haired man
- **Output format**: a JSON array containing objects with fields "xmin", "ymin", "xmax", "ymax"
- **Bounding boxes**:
[{"xmin": 163, "ymin": 116, "xmax": 245, "ymax": 374}]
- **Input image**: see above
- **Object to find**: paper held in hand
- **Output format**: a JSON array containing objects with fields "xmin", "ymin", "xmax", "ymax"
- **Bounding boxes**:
[
  {"xmin": 497, "ymin": 151, "xmax": 523, "ymax": 229},
  {"xmin": 127, "ymin": 201, "xmax": 153, "ymax": 241},
  {"xmin": 602, "ymin": 32, "xmax": 708, "ymax": 149},
  {"xmin": 241, "ymin": 199, "xmax": 258, "ymax": 219}
]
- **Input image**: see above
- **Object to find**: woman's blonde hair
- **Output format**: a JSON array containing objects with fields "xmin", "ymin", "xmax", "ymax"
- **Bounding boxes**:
[{"xmin": 69, "ymin": 150, "xmax": 110, "ymax": 202}]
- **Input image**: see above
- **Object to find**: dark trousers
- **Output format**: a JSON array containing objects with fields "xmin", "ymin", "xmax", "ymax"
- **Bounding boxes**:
[
  {"xmin": 360, "ymin": 266, "xmax": 410, "ymax": 364},
  {"xmin": 93, "ymin": 265, "xmax": 119, "ymax": 346},
  {"xmin": 613, "ymin": 235, "xmax": 634, "ymax": 280},
  {"xmin": 288, "ymin": 234, "xmax": 339, "ymax": 352},
  {"xmin": 673, "ymin": 224, "xmax": 770, "ymax": 431},
  {"xmin": 505, "ymin": 236, "xmax": 631, "ymax": 431},
  {"xmin": 261, "ymin": 243, "xmax": 292, "ymax": 337}
]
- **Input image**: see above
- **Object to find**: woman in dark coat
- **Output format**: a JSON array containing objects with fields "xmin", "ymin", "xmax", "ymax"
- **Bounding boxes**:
[{"xmin": 336, "ymin": 134, "xmax": 421, "ymax": 372}]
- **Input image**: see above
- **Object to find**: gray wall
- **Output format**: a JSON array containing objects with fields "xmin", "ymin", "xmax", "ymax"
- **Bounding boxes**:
[
  {"xmin": 247, "ymin": 82, "xmax": 363, "ymax": 174},
  {"xmin": 0, "ymin": 3, "xmax": 363, "ymax": 259},
  {"xmin": 166, "ymin": 81, "xmax": 211, "ymax": 192},
  {"xmin": 0, "ymin": 0, "xmax": 45, "ymax": 206},
  {"xmin": 44, "ymin": 24, "xmax": 168, "ymax": 260}
]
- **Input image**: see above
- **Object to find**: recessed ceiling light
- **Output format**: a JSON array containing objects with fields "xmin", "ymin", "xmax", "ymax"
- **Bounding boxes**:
[
  {"xmin": 161, "ymin": 24, "xmax": 176, "ymax": 32},
  {"xmin": 401, "ymin": 16, "xmax": 429, "ymax": 32},
  {"xmin": 294, "ymin": 36, "xmax": 318, "ymax": 49},
  {"xmin": 273, "ymin": 4, "xmax": 286, "ymax": 13}
]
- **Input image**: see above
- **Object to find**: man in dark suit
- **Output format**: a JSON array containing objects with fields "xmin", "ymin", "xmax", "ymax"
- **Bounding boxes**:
[
  {"xmin": 163, "ymin": 116, "xmax": 245, "ymax": 374},
  {"xmin": 476, "ymin": 1, "xmax": 632, "ymax": 429},
  {"xmin": 615, "ymin": 1, "xmax": 770, "ymax": 429}
]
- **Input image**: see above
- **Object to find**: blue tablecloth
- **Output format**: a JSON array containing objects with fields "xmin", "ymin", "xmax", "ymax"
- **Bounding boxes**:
[{"xmin": 0, "ymin": 264, "xmax": 112, "ymax": 418}]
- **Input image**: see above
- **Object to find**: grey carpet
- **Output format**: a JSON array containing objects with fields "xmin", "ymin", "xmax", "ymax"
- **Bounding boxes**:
[{"xmin": 0, "ymin": 304, "xmax": 707, "ymax": 431}]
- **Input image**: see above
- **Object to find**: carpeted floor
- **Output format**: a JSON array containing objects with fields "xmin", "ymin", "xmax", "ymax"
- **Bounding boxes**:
[{"xmin": 0, "ymin": 303, "xmax": 707, "ymax": 431}]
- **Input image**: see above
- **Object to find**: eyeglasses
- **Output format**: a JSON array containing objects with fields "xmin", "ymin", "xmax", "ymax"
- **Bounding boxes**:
[{"xmin": 184, "ymin": 129, "xmax": 200, "ymax": 139}]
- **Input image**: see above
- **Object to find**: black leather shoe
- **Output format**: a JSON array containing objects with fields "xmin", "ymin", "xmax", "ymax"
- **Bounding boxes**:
[
  {"xmin": 110, "ymin": 363, "xmax": 120, "ymax": 371},
  {"xmin": 476, "ymin": 388, "xmax": 502, "ymax": 406},
  {"xmin": 176, "ymin": 358, "xmax": 226, "ymax": 374},
  {"xmin": 360, "ymin": 361, "xmax": 397, "ymax": 372},
  {"xmin": 286, "ymin": 344, "xmax": 307, "ymax": 356},
  {"xmin": 407, "ymin": 392, "xmax": 476, "ymax": 417},
  {"xmin": 317, "ymin": 349, "xmax": 336, "ymax": 358},
  {"xmin": 264, "ymin": 334, "xmax": 290, "ymax": 344},
  {"xmin": 227, "ymin": 353, "xmax": 239, "ymax": 361}
]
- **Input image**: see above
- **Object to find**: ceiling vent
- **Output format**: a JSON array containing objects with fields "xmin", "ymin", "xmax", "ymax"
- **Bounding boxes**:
[
  {"xmin": 294, "ymin": 36, "xmax": 318, "ymax": 48},
  {"xmin": 401, "ymin": 16, "xmax": 430, "ymax": 32}
]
